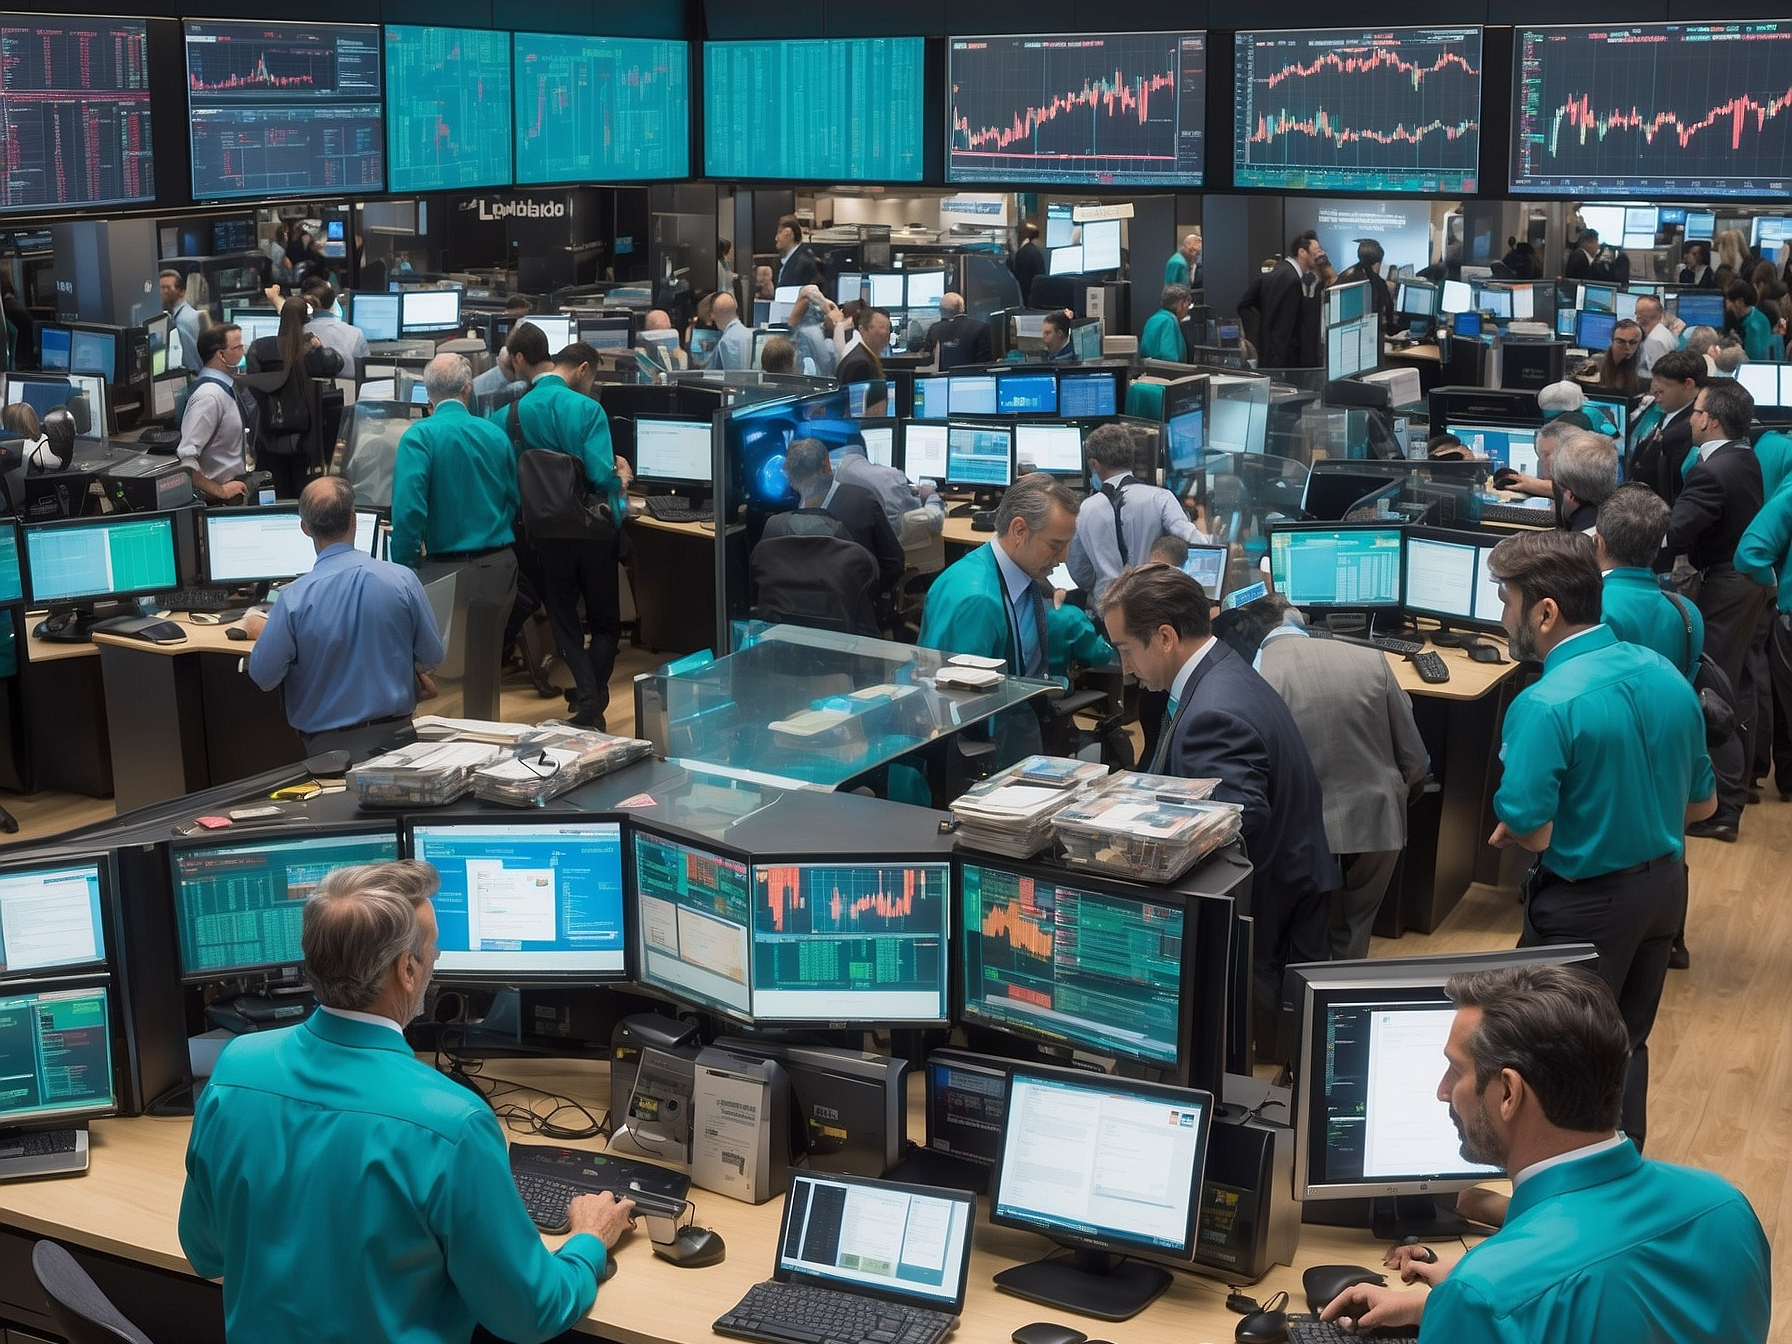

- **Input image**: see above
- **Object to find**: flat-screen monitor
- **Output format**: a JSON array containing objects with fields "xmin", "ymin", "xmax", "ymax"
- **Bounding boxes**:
[
  {"xmin": 947, "ymin": 31, "xmax": 1207, "ymax": 188},
  {"xmin": 38, "ymin": 327, "xmax": 71, "ymax": 372},
  {"xmin": 1235, "ymin": 26, "xmax": 1481, "ymax": 194},
  {"xmin": 1446, "ymin": 423, "xmax": 1539, "ymax": 475},
  {"xmin": 1326, "ymin": 281, "xmax": 1368, "ymax": 326},
  {"xmin": 1684, "ymin": 210, "xmax": 1716, "ymax": 241},
  {"xmin": 1167, "ymin": 409, "xmax": 1205, "ymax": 471},
  {"xmin": 170, "ymin": 826, "xmax": 401, "ymax": 981},
  {"xmin": 778, "ymin": 1171, "xmax": 976, "ymax": 1314},
  {"xmin": 401, "ymin": 289, "xmax": 461, "ymax": 334},
  {"xmin": 351, "ymin": 291, "xmax": 402, "ymax": 343},
  {"xmin": 958, "ymin": 858, "xmax": 1192, "ymax": 1069},
  {"xmin": 1081, "ymin": 220, "xmax": 1122, "ymax": 273},
  {"xmin": 1070, "ymin": 322, "xmax": 1104, "ymax": 361},
  {"xmin": 1402, "ymin": 527, "xmax": 1505, "ymax": 628},
  {"xmin": 945, "ymin": 423, "xmax": 1013, "ymax": 488},
  {"xmin": 407, "ymin": 819, "xmax": 627, "ymax": 981},
  {"xmin": 867, "ymin": 273, "xmax": 905, "ymax": 310},
  {"xmin": 1575, "ymin": 310, "xmax": 1616, "ymax": 352},
  {"xmin": 1477, "ymin": 288, "xmax": 1513, "ymax": 321},
  {"xmin": 580, "ymin": 316, "xmax": 632, "ymax": 351},
  {"xmin": 64, "ymin": 329, "xmax": 116, "ymax": 382},
  {"xmin": 384, "ymin": 25, "xmax": 512, "ymax": 191},
  {"xmin": 0, "ymin": 524, "xmax": 20, "ymax": 605},
  {"xmin": 0, "ymin": 18, "xmax": 153, "ymax": 212},
  {"xmin": 1397, "ymin": 281, "xmax": 1439, "ymax": 317},
  {"xmin": 1613, "ymin": 291, "xmax": 1639, "ymax": 319},
  {"xmin": 998, "ymin": 372, "xmax": 1057, "ymax": 416},
  {"xmin": 1287, "ymin": 945, "xmax": 1598, "ymax": 1203},
  {"xmin": 24, "ymin": 513, "xmax": 178, "ymax": 607},
  {"xmin": 920, "ymin": 1049, "xmax": 1010, "ymax": 1172},
  {"xmin": 513, "ymin": 34, "xmax": 689, "ymax": 183},
  {"xmin": 1014, "ymin": 423, "xmax": 1083, "ymax": 475},
  {"xmin": 1045, "ymin": 202, "xmax": 1076, "ymax": 249},
  {"xmin": 185, "ymin": 20, "xmax": 386, "ymax": 200},
  {"xmin": 1453, "ymin": 310, "xmax": 1483, "ymax": 340},
  {"xmin": 903, "ymin": 422, "xmax": 949, "ymax": 483},
  {"xmin": 906, "ymin": 271, "xmax": 947, "ymax": 311},
  {"xmin": 1439, "ymin": 280, "xmax": 1472, "ymax": 315},
  {"xmin": 1048, "ymin": 245, "xmax": 1083, "ymax": 277},
  {"xmin": 705, "ymin": 38, "xmax": 923, "ymax": 181},
  {"xmin": 947, "ymin": 374, "xmax": 998, "ymax": 417},
  {"xmin": 989, "ymin": 1064, "xmax": 1213, "ymax": 1318},
  {"xmin": 749, "ymin": 859, "xmax": 951, "ymax": 1025},
  {"xmin": 631, "ymin": 827, "xmax": 752, "ymax": 1020},
  {"xmin": 234, "ymin": 313, "xmax": 282, "ymax": 346},
  {"xmin": 1582, "ymin": 392, "xmax": 1630, "ymax": 445},
  {"xmin": 912, "ymin": 375, "xmax": 948, "ymax": 421},
  {"xmin": 1181, "ymin": 543, "xmax": 1228, "ymax": 596},
  {"xmin": 1326, "ymin": 316, "xmax": 1379, "ymax": 379},
  {"xmin": 634, "ymin": 417, "xmax": 712, "ymax": 486},
  {"xmin": 1623, "ymin": 206, "xmax": 1661, "ymax": 249},
  {"xmin": 1737, "ymin": 363, "xmax": 1792, "ymax": 409},
  {"xmin": 1579, "ymin": 283, "xmax": 1616, "ymax": 315},
  {"xmin": 0, "ymin": 986, "xmax": 115, "ymax": 1128},
  {"xmin": 1059, "ymin": 371, "xmax": 1118, "ymax": 417},
  {"xmin": 1673, "ymin": 291, "xmax": 1725, "ymax": 329},
  {"xmin": 0, "ymin": 856, "xmax": 108, "ymax": 979},
  {"xmin": 5, "ymin": 372, "xmax": 106, "ymax": 438},
  {"xmin": 1513, "ymin": 23, "xmax": 1792, "ymax": 198},
  {"xmin": 203, "ymin": 508, "xmax": 314, "ymax": 583},
  {"xmin": 836, "ymin": 274, "xmax": 864, "ymax": 304},
  {"xmin": 1269, "ymin": 523, "xmax": 1404, "ymax": 609},
  {"xmin": 516, "ymin": 315, "xmax": 573, "ymax": 352}
]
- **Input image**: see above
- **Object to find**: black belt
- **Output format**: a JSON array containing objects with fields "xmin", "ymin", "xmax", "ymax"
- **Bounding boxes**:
[
  {"xmin": 310, "ymin": 712, "xmax": 410, "ymax": 735},
  {"xmin": 1536, "ymin": 853, "xmax": 1675, "ymax": 886},
  {"xmin": 432, "ymin": 545, "xmax": 508, "ymax": 562}
]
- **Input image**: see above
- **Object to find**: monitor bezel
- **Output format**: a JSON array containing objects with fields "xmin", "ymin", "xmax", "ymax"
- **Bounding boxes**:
[
  {"xmin": 0, "ymin": 981, "xmax": 120, "ymax": 1129},
  {"xmin": 201, "ymin": 505, "xmax": 319, "ymax": 585},
  {"xmin": 0, "ymin": 851, "xmax": 114, "ymax": 984},
  {"xmin": 954, "ymin": 853, "xmax": 1198, "ymax": 1074},
  {"xmin": 1401, "ymin": 524, "xmax": 1507, "ymax": 632},
  {"xmin": 631, "ymin": 415, "xmax": 714, "ymax": 490},
  {"xmin": 1266, "ymin": 519, "xmax": 1408, "ymax": 611},
  {"xmin": 943, "ymin": 420, "xmax": 1014, "ymax": 489},
  {"xmin": 745, "ymin": 851, "xmax": 954, "ymax": 1029},
  {"xmin": 626, "ymin": 820, "xmax": 757, "ymax": 1025},
  {"xmin": 167, "ymin": 821, "xmax": 402, "ymax": 984},
  {"xmin": 22, "ymin": 510, "xmax": 180, "ymax": 608}
]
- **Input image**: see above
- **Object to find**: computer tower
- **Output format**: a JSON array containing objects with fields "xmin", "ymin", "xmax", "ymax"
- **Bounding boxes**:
[
  {"xmin": 718, "ymin": 1038, "xmax": 908, "ymax": 1177},
  {"xmin": 108, "ymin": 841, "xmax": 191, "ymax": 1116},
  {"xmin": 608, "ymin": 1012, "xmax": 702, "ymax": 1128},
  {"xmin": 98, "ymin": 455, "xmax": 196, "ymax": 513},
  {"xmin": 1497, "ymin": 339, "xmax": 1568, "ymax": 392},
  {"xmin": 1189, "ymin": 1077, "xmax": 1298, "ymax": 1283}
]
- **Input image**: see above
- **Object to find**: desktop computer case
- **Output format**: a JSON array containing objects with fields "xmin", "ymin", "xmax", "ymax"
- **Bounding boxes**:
[{"xmin": 718, "ymin": 1038, "xmax": 908, "ymax": 1178}]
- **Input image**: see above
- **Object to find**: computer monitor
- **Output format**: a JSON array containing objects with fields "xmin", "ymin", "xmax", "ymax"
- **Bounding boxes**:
[
  {"xmin": 0, "ymin": 856, "xmax": 109, "ymax": 979},
  {"xmin": 1673, "ymin": 291, "xmax": 1725, "ymax": 329},
  {"xmin": 903, "ymin": 422, "xmax": 948, "ymax": 483},
  {"xmin": 145, "ymin": 313, "xmax": 170, "ymax": 378},
  {"xmin": 911, "ymin": 375, "xmax": 948, "ymax": 421},
  {"xmin": 1622, "ymin": 206, "xmax": 1660, "ymax": 250},
  {"xmin": 1181, "ymin": 544, "xmax": 1228, "ymax": 597},
  {"xmin": 1684, "ymin": 211, "xmax": 1717, "ymax": 241},
  {"xmin": 1046, "ymin": 203, "xmax": 1076, "ymax": 249},
  {"xmin": 958, "ymin": 857, "xmax": 1194, "ymax": 1071},
  {"xmin": 998, "ymin": 372, "xmax": 1057, "ymax": 416},
  {"xmin": 1326, "ymin": 282, "xmax": 1368, "ymax": 327},
  {"xmin": 67, "ymin": 329, "xmax": 117, "ymax": 382},
  {"xmin": 170, "ymin": 826, "xmax": 401, "ymax": 982},
  {"xmin": 203, "ymin": 508, "xmax": 318, "ymax": 584},
  {"xmin": 860, "ymin": 423, "xmax": 895, "ymax": 468},
  {"xmin": 580, "ymin": 316, "xmax": 633, "ymax": 351},
  {"xmin": 1167, "ymin": 409, "xmax": 1205, "ymax": 472},
  {"xmin": 748, "ymin": 858, "xmax": 950, "ymax": 1025},
  {"xmin": 867, "ymin": 273, "xmax": 905, "ymax": 310},
  {"xmin": 401, "ymin": 289, "xmax": 462, "ymax": 334},
  {"xmin": 947, "ymin": 375, "xmax": 998, "ymax": 417},
  {"xmin": 1014, "ymin": 424, "xmax": 1083, "ymax": 475},
  {"xmin": 1081, "ymin": 220, "xmax": 1122, "ymax": 273},
  {"xmin": 1049, "ymin": 245, "xmax": 1084, "ymax": 276},
  {"xmin": 1440, "ymin": 280, "xmax": 1472, "ymax": 315},
  {"xmin": 1751, "ymin": 216, "xmax": 1792, "ymax": 249},
  {"xmin": 1397, "ymin": 282, "xmax": 1439, "ymax": 317},
  {"xmin": 385, "ymin": 24, "xmax": 513, "ymax": 192},
  {"xmin": 1286, "ymin": 945, "xmax": 1598, "ymax": 1221},
  {"xmin": 1737, "ymin": 363, "xmax": 1786, "ymax": 408},
  {"xmin": 5, "ymin": 373, "xmax": 108, "ymax": 438},
  {"xmin": 1453, "ymin": 311, "xmax": 1483, "ymax": 340},
  {"xmin": 1613, "ymin": 291, "xmax": 1639, "ymax": 320},
  {"xmin": 777, "ymin": 1170, "xmax": 976, "ymax": 1313},
  {"xmin": 517, "ymin": 315, "xmax": 574, "ymax": 351},
  {"xmin": 836, "ymin": 274, "xmax": 864, "ymax": 304},
  {"xmin": 1268, "ymin": 524, "xmax": 1404, "ymax": 611},
  {"xmin": 0, "ymin": 986, "xmax": 115, "ymax": 1131},
  {"xmin": 945, "ymin": 423, "xmax": 1013, "ymax": 489},
  {"xmin": 1059, "ymin": 371, "xmax": 1118, "ymax": 418},
  {"xmin": 989, "ymin": 1063, "xmax": 1213, "ymax": 1319},
  {"xmin": 631, "ymin": 827, "xmax": 752, "ymax": 1020},
  {"xmin": 406, "ymin": 819, "xmax": 627, "ymax": 981},
  {"xmin": 23, "ymin": 513, "xmax": 179, "ymax": 609},
  {"xmin": 1445, "ymin": 423, "xmax": 1540, "ymax": 475},
  {"xmin": 0, "ymin": 524, "xmax": 21, "ymax": 606},
  {"xmin": 1581, "ymin": 392, "xmax": 1630, "ymax": 445},
  {"xmin": 1402, "ymin": 528, "xmax": 1504, "ymax": 629},
  {"xmin": 1575, "ymin": 311, "xmax": 1616, "ymax": 352},
  {"xmin": 906, "ymin": 271, "xmax": 947, "ymax": 311},
  {"xmin": 234, "ymin": 314, "xmax": 282, "ymax": 346},
  {"xmin": 1477, "ymin": 289, "xmax": 1513, "ymax": 322},
  {"xmin": 352, "ymin": 292, "xmax": 403, "ymax": 343},
  {"xmin": 634, "ymin": 417, "xmax": 712, "ymax": 488},
  {"xmin": 918, "ymin": 1048, "xmax": 1010, "ymax": 1176},
  {"xmin": 1070, "ymin": 322, "xmax": 1104, "ymax": 361},
  {"xmin": 38, "ymin": 326, "xmax": 71, "ymax": 372},
  {"xmin": 1579, "ymin": 283, "xmax": 1616, "ymax": 315}
]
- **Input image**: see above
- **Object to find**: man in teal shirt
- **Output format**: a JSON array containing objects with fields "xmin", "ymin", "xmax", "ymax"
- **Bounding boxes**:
[
  {"xmin": 1163, "ymin": 231, "xmax": 1200, "ymax": 289},
  {"xmin": 1724, "ymin": 280, "xmax": 1778, "ymax": 364},
  {"xmin": 180, "ymin": 861, "xmax": 635, "ymax": 1344},
  {"xmin": 393, "ymin": 352, "xmax": 521, "ymax": 720},
  {"xmin": 500, "ymin": 331, "xmax": 631, "ymax": 729},
  {"xmin": 1598, "ymin": 483, "xmax": 1703, "ymax": 677},
  {"xmin": 1140, "ymin": 285, "xmax": 1191, "ymax": 363},
  {"xmin": 1320, "ymin": 963, "xmax": 1770, "ymax": 1343},
  {"xmin": 1485, "ymin": 530, "xmax": 1714, "ymax": 1151}
]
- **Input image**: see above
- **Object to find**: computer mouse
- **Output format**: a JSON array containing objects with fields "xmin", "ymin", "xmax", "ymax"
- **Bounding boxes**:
[
  {"xmin": 1467, "ymin": 641, "xmax": 1506, "ymax": 664},
  {"xmin": 1303, "ymin": 1264, "xmax": 1388, "ymax": 1315},
  {"xmin": 599, "ymin": 1254, "xmax": 618, "ymax": 1282},
  {"xmin": 1012, "ymin": 1323, "xmax": 1087, "ymax": 1344},
  {"xmin": 226, "ymin": 626, "xmax": 250, "ymax": 641},
  {"xmin": 1234, "ymin": 1308, "xmax": 1288, "ymax": 1343},
  {"xmin": 651, "ymin": 1225, "xmax": 725, "ymax": 1268}
]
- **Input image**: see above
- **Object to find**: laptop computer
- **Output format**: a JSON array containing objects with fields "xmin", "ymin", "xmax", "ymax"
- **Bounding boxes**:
[
  {"xmin": 715, "ymin": 1169, "xmax": 976, "ymax": 1344},
  {"xmin": 885, "ymin": 1049, "xmax": 1007, "ymax": 1196}
]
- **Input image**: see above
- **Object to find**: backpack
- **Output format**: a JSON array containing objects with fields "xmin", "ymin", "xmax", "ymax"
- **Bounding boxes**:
[
  {"xmin": 1664, "ymin": 589, "xmax": 1738, "ymax": 749},
  {"xmin": 241, "ymin": 366, "xmax": 313, "ymax": 459},
  {"xmin": 507, "ymin": 396, "xmax": 617, "ymax": 544}
]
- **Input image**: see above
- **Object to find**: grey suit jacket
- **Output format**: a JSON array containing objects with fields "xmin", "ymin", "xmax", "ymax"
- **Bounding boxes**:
[{"xmin": 1257, "ymin": 634, "xmax": 1429, "ymax": 855}]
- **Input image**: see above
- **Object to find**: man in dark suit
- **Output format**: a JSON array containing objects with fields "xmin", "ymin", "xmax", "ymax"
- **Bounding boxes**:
[
  {"xmin": 1334, "ymin": 238, "xmax": 1396, "ymax": 332},
  {"xmin": 1562, "ymin": 228, "xmax": 1610, "ymax": 281},
  {"xmin": 834, "ymin": 307, "xmax": 890, "ymax": 386},
  {"xmin": 1011, "ymin": 223, "xmax": 1045, "ymax": 302},
  {"xmin": 773, "ymin": 437, "xmax": 904, "ymax": 614},
  {"xmin": 922, "ymin": 292, "xmax": 992, "ymax": 370},
  {"xmin": 1666, "ymin": 378, "xmax": 1769, "ymax": 841},
  {"xmin": 1100, "ymin": 565, "xmax": 1338, "ymax": 1053},
  {"xmin": 1630, "ymin": 349, "xmax": 1705, "ymax": 506},
  {"xmin": 1237, "ymin": 231, "xmax": 1323, "ymax": 369},
  {"xmin": 773, "ymin": 216, "xmax": 821, "ymax": 290}
]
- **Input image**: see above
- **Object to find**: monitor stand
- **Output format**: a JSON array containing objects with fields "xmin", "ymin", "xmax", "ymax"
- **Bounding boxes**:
[
  {"xmin": 992, "ymin": 1250, "xmax": 1172, "ymax": 1322},
  {"xmin": 33, "ymin": 603, "xmax": 111, "ymax": 643},
  {"xmin": 1304, "ymin": 1192, "xmax": 1472, "ymax": 1241}
]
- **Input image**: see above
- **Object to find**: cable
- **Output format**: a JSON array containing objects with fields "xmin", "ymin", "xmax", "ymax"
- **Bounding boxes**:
[{"xmin": 434, "ymin": 1024, "xmax": 609, "ymax": 1141}]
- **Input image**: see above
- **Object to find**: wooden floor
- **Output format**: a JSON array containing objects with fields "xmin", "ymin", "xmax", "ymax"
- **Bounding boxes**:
[{"xmin": 4, "ymin": 666, "xmax": 1788, "ymax": 1334}]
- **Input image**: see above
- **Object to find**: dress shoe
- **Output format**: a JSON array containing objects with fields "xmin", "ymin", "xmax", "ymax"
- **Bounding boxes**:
[
  {"xmin": 1685, "ymin": 818, "xmax": 1739, "ymax": 843},
  {"xmin": 1668, "ymin": 937, "xmax": 1690, "ymax": 971},
  {"xmin": 1746, "ymin": 786, "xmax": 1761, "ymax": 805}
]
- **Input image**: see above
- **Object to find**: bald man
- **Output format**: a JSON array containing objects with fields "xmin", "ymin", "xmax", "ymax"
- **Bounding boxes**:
[
  {"xmin": 713, "ymin": 292, "xmax": 753, "ymax": 372},
  {"xmin": 1165, "ymin": 232, "xmax": 1202, "ymax": 289},
  {"xmin": 924, "ymin": 291, "xmax": 992, "ymax": 369}
]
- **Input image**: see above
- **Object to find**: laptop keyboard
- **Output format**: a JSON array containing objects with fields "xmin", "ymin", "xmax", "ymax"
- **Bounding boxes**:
[
  {"xmin": 716, "ymin": 1281, "xmax": 954, "ymax": 1344},
  {"xmin": 0, "ymin": 1129, "xmax": 77, "ymax": 1158},
  {"xmin": 1288, "ymin": 1314, "xmax": 1419, "ymax": 1341}
]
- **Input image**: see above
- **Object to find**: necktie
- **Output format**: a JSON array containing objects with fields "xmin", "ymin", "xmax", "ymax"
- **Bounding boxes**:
[
  {"xmin": 1151, "ymin": 694, "xmax": 1180, "ymax": 773},
  {"xmin": 1022, "ymin": 583, "xmax": 1049, "ymax": 678}
]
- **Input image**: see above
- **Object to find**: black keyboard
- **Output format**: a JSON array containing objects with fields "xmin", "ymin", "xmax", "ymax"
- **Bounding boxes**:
[
  {"xmin": 642, "ymin": 496, "xmax": 714, "ymax": 524},
  {"xmin": 159, "ymin": 586, "xmax": 236, "ymax": 612},
  {"xmin": 1409, "ymin": 651, "xmax": 1453, "ymax": 684},
  {"xmin": 716, "ymin": 1281, "xmax": 955, "ymax": 1344},
  {"xmin": 508, "ymin": 1143, "xmax": 691, "ymax": 1234},
  {"xmin": 1330, "ymin": 632, "xmax": 1427, "ymax": 657},
  {"xmin": 0, "ymin": 1129, "xmax": 77, "ymax": 1159},
  {"xmin": 1479, "ymin": 502, "xmax": 1554, "ymax": 527},
  {"xmin": 1288, "ymin": 1313, "xmax": 1419, "ymax": 1341}
]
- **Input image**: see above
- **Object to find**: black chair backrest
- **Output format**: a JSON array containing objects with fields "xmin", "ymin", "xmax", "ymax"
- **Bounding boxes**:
[
  {"xmin": 750, "ymin": 532, "xmax": 881, "ymax": 636},
  {"xmin": 31, "ymin": 1240, "xmax": 154, "ymax": 1344}
]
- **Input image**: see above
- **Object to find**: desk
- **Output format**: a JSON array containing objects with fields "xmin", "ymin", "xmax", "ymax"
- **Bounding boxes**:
[
  {"xmin": 627, "ymin": 512, "xmax": 747, "ymax": 657},
  {"xmin": 0, "ymin": 1058, "xmax": 1447, "ymax": 1344}
]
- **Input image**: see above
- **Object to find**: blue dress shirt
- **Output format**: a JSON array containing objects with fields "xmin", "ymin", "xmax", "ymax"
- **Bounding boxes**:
[{"xmin": 715, "ymin": 318, "xmax": 754, "ymax": 372}]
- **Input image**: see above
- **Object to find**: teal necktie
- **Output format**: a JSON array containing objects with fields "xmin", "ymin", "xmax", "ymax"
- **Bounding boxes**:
[{"xmin": 1152, "ymin": 695, "xmax": 1180, "ymax": 773}]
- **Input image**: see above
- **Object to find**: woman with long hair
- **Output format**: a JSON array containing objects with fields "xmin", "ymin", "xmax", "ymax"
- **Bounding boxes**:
[
  {"xmin": 245, "ymin": 297, "xmax": 344, "ymax": 498},
  {"xmin": 1714, "ymin": 229, "xmax": 1750, "ymax": 277}
]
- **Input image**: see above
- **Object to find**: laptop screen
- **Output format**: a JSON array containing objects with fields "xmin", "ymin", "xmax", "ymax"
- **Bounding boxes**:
[{"xmin": 776, "ymin": 1171, "xmax": 976, "ymax": 1313}]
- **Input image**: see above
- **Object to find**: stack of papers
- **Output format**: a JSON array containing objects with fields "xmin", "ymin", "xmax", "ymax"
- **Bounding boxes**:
[
  {"xmin": 472, "ymin": 725, "xmax": 654, "ymax": 807},
  {"xmin": 348, "ymin": 741, "xmax": 505, "ymax": 807},
  {"xmin": 1052, "ymin": 771, "xmax": 1241, "ymax": 883},
  {"xmin": 950, "ymin": 755, "xmax": 1111, "ymax": 857},
  {"xmin": 412, "ymin": 716, "xmax": 534, "ymax": 744}
]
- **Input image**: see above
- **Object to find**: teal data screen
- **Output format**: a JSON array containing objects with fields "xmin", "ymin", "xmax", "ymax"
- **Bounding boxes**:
[
  {"xmin": 25, "ymin": 516, "xmax": 177, "ymax": 604},
  {"xmin": 514, "ymin": 34, "xmax": 689, "ymax": 183},
  {"xmin": 705, "ymin": 39, "xmax": 925, "ymax": 181},
  {"xmin": 0, "ymin": 527, "xmax": 20, "ymax": 604},
  {"xmin": 1270, "ymin": 528, "xmax": 1404, "ymax": 607},
  {"xmin": 385, "ymin": 26, "xmax": 513, "ymax": 191}
]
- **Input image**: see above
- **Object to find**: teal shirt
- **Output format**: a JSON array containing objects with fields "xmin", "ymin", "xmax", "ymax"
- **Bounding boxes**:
[
  {"xmin": 1140, "ymin": 309, "xmax": 1188, "ymax": 363},
  {"xmin": 495, "ymin": 373, "xmax": 625, "ymax": 520},
  {"xmin": 390, "ymin": 399, "xmax": 519, "ymax": 569},
  {"xmin": 180, "ymin": 1012, "xmax": 604, "ymax": 1344},
  {"xmin": 1736, "ymin": 485, "xmax": 1792, "ymax": 611},
  {"xmin": 1602, "ymin": 568, "xmax": 1702, "ymax": 678},
  {"xmin": 1752, "ymin": 429, "xmax": 1792, "ymax": 501},
  {"xmin": 918, "ymin": 543, "xmax": 1022, "ymax": 671},
  {"xmin": 1163, "ymin": 252, "xmax": 1190, "ymax": 288},
  {"xmin": 1494, "ymin": 625, "xmax": 1713, "ymax": 878},
  {"xmin": 1420, "ymin": 1141, "xmax": 1770, "ymax": 1344},
  {"xmin": 1735, "ymin": 305, "xmax": 1777, "ymax": 364},
  {"xmin": 1045, "ymin": 599, "xmax": 1116, "ymax": 675}
]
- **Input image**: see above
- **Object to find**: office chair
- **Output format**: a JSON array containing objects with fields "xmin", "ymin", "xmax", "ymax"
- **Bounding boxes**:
[{"xmin": 30, "ymin": 1240, "xmax": 155, "ymax": 1344}]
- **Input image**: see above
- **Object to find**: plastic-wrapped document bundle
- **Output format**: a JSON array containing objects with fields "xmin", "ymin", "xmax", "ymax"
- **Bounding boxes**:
[
  {"xmin": 348, "ymin": 741, "xmax": 505, "ymax": 807},
  {"xmin": 1052, "ymin": 770, "xmax": 1241, "ymax": 882},
  {"xmin": 950, "ymin": 754, "xmax": 1111, "ymax": 858},
  {"xmin": 471, "ymin": 724, "xmax": 654, "ymax": 807}
]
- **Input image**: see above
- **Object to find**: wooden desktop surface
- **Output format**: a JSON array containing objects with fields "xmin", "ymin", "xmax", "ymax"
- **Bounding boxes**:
[
  {"xmin": 0, "ymin": 1058, "xmax": 1455, "ymax": 1343},
  {"xmin": 27, "ymin": 611, "xmax": 257, "ymax": 663}
]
